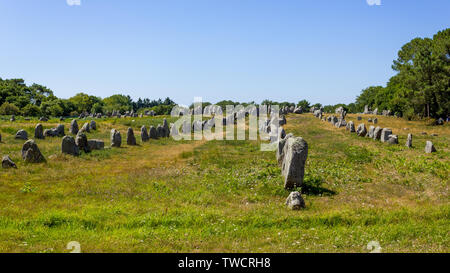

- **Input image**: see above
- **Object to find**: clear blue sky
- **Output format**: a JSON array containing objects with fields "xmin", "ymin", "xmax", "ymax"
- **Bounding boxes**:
[{"xmin": 0, "ymin": 0, "xmax": 449, "ymax": 106}]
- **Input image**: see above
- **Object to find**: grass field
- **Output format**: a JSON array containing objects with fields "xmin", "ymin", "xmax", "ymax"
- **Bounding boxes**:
[{"xmin": 0, "ymin": 114, "xmax": 448, "ymax": 253}]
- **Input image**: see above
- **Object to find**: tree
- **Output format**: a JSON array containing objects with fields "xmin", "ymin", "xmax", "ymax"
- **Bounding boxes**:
[
  {"xmin": 0, "ymin": 102, "xmax": 20, "ymax": 115},
  {"xmin": 297, "ymin": 100, "xmax": 311, "ymax": 111}
]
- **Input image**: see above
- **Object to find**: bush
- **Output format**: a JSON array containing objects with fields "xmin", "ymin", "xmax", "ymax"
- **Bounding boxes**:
[{"xmin": 0, "ymin": 102, "xmax": 20, "ymax": 115}]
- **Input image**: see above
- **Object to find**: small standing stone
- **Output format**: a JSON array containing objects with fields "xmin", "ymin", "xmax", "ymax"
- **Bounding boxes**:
[
  {"xmin": 380, "ymin": 128, "xmax": 392, "ymax": 143},
  {"xmin": 373, "ymin": 126, "xmax": 382, "ymax": 140},
  {"xmin": 34, "ymin": 124, "xmax": 45, "ymax": 139},
  {"xmin": 110, "ymin": 129, "xmax": 122, "ymax": 147},
  {"xmin": 356, "ymin": 124, "xmax": 367, "ymax": 137},
  {"xmin": 285, "ymin": 191, "xmax": 305, "ymax": 210},
  {"xmin": 141, "ymin": 126, "xmax": 149, "ymax": 142},
  {"xmin": 149, "ymin": 126, "xmax": 158, "ymax": 139},
  {"xmin": 282, "ymin": 137, "xmax": 308, "ymax": 189},
  {"xmin": 62, "ymin": 136, "xmax": 80, "ymax": 156},
  {"xmin": 15, "ymin": 129, "xmax": 28, "ymax": 140},
  {"xmin": 70, "ymin": 120, "xmax": 79, "ymax": 135},
  {"xmin": 425, "ymin": 141, "xmax": 436, "ymax": 153},
  {"xmin": 21, "ymin": 140, "xmax": 45, "ymax": 163},
  {"xmin": 90, "ymin": 120, "xmax": 97, "ymax": 130},
  {"xmin": 127, "ymin": 128, "xmax": 137, "ymax": 145},
  {"xmin": 55, "ymin": 124, "xmax": 65, "ymax": 136},
  {"xmin": 2, "ymin": 155, "xmax": 17, "ymax": 169},
  {"xmin": 75, "ymin": 132, "xmax": 90, "ymax": 153},
  {"xmin": 406, "ymin": 134, "xmax": 412, "ymax": 148},
  {"xmin": 387, "ymin": 134, "xmax": 398, "ymax": 144}
]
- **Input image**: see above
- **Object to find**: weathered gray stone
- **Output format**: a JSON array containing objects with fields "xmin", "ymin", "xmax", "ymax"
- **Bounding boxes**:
[
  {"xmin": 21, "ymin": 140, "xmax": 45, "ymax": 163},
  {"xmin": 80, "ymin": 122, "xmax": 90, "ymax": 133},
  {"xmin": 162, "ymin": 119, "xmax": 170, "ymax": 137},
  {"xmin": 380, "ymin": 128, "xmax": 392, "ymax": 143},
  {"xmin": 15, "ymin": 129, "xmax": 28, "ymax": 140},
  {"xmin": 55, "ymin": 124, "xmax": 65, "ymax": 136},
  {"xmin": 141, "ymin": 126, "xmax": 149, "ymax": 142},
  {"xmin": 356, "ymin": 124, "xmax": 367, "ymax": 137},
  {"xmin": 276, "ymin": 133, "xmax": 293, "ymax": 165},
  {"xmin": 87, "ymin": 139, "xmax": 104, "ymax": 150},
  {"xmin": 357, "ymin": 116, "xmax": 362, "ymax": 121},
  {"xmin": 156, "ymin": 125, "xmax": 164, "ymax": 138},
  {"xmin": 44, "ymin": 128, "xmax": 58, "ymax": 137},
  {"xmin": 425, "ymin": 141, "xmax": 436, "ymax": 153},
  {"xmin": 75, "ymin": 132, "xmax": 90, "ymax": 153},
  {"xmin": 70, "ymin": 119, "xmax": 79, "ymax": 135},
  {"xmin": 34, "ymin": 124, "xmax": 44, "ymax": 139},
  {"xmin": 285, "ymin": 191, "xmax": 305, "ymax": 210},
  {"xmin": 110, "ymin": 129, "xmax": 121, "ymax": 147},
  {"xmin": 373, "ymin": 126, "xmax": 382, "ymax": 140},
  {"xmin": 282, "ymin": 137, "xmax": 308, "ymax": 189},
  {"xmin": 39, "ymin": 116, "xmax": 48, "ymax": 122},
  {"xmin": 406, "ymin": 134, "xmax": 412, "ymax": 148},
  {"xmin": 149, "ymin": 126, "xmax": 158, "ymax": 139},
  {"xmin": 293, "ymin": 108, "xmax": 302, "ymax": 114},
  {"xmin": 127, "ymin": 128, "xmax": 137, "ymax": 145},
  {"xmin": 387, "ymin": 134, "xmax": 398, "ymax": 144},
  {"xmin": 368, "ymin": 125, "xmax": 375, "ymax": 138},
  {"xmin": 2, "ymin": 155, "xmax": 17, "ymax": 169},
  {"xmin": 90, "ymin": 120, "xmax": 97, "ymax": 130},
  {"xmin": 373, "ymin": 118, "xmax": 378, "ymax": 124},
  {"xmin": 61, "ymin": 136, "xmax": 80, "ymax": 156},
  {"xmin": 346, "ymin": 121, "xmax": 356, "ymax": 132}
]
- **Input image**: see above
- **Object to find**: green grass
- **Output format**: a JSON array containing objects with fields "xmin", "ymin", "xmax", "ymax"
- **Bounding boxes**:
[{"xmin": 0, "ymin": 114, "xmax": 448, "ymax": 252}]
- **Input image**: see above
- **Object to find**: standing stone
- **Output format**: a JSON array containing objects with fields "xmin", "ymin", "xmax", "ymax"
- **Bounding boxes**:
[
  {"xmin": 356, "ymin": 124, "xmax": 367, "ymax": 137},
  {"xmin": 70, "ymin": 120, "xmax": 79, "ymax": 135},
  {"xmin": 285, "ymin": 191, "xmax": 305, "ymax": 210},
  {"xmin": 0, "ymin": 133, "xmax": 2, "ymax": 142},
  {"xmin": 110, "ymin": 129, "xmax": 122, "ymax": 147},
  {"xmin": 2, "ymin": 155, "xmax": 17, "ymax": 169},
  {"xmin": 406, "ymin": 134, "xmax": 412, "ymax": 148},
  {"xmin": 387, "ymin": 135, "xmax": 398, "ymax": 144},
  {"xmin": 157, "ymin": 125, "xmax": 164, "ymax": 138},
  {"xmin": 141, "ymin": 126, "xmax": 149, "ymax": 142},
  {"xmin": 149, "ymin": 126, "xmax": 158, "ymax": 139},
  {"xmin": 163, "ymin": 119, "xmax": 170, "ymax": 137},
  {"xmin": 368, "ymin": 126, "xmax": 375, "ymax": 138},
  {"xmin": 34, "ymin": 124, "xmax": 44, "ymax": 139},
  {"xmin": 127, "ymin": 128, "xmax": 137, "ymax": 145},
  {"xmin": 357, "ymin": 116, "xmax": 362, "ymax": 121},
  {"xmin": 15, "ymin": 129, "xmax": 28, "ymax": 140},
  {"xmin": 380, "ymin": 128, "xmax": 392, "ymax": 143},
  {"xmin": 425, "ymin": 141, "xmax": 436, "ymax": 153},
  {"xmin": 373, "ymin": 118, "xmax": 378, "ymax": 124},
  {"xmin": 75, "ymin": 132, "xmax": 90, "ymax": 153},
  {"xmin": 61, "ymin": 136, "xmax": 80, "ymax": 156},
  {"xmin": 44, "ymin": 128, "xmax": 58, "ymax": 137},
  {"xmin": 21, "ymin": 140, "xmax": 45, "ymax": 163},
  {"xmin": 282, "ymin": 137, "xmax": 308, "ymax": 189},
  {"xmin": 55, "ymin": 124, "xmax": 65, "ymax": 136},
  {"xmin": 81, "ymin": 122, "xmax": 90, "ymax": 133},
  {"xmin": 90, "ymin": 120, "xmax": 97, "ymax": 130},
  {"xmin": 346, "ymin": 121, "xmax": 356, "ymax": 132},
  {"xmin": 277, "ymin": 133, "xmax": 293, "ymax": 165},
  {"xmin": 373, "ymin": 126, "xmax": 382, "ymax": 140},
  {"xmin": 10, "ymin": 115, "xmax": 15, "ymax": 122}
]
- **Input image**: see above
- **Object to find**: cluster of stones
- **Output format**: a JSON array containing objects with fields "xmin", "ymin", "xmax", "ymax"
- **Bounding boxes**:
[{"xmin": 316, "ymin": 107, "xmax": 438, "ymax": 154}]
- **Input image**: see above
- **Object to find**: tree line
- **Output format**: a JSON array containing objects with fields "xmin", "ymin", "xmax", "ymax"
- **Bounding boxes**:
[{"xmin": 0, "ymin": 78, "xmax": 175, "ymax": 117}]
